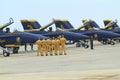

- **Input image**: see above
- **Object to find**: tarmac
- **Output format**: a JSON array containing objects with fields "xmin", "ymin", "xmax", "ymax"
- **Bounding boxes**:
[{"xmin": 0, "ymin": 42, "xmax": 120, "ymax": 80}]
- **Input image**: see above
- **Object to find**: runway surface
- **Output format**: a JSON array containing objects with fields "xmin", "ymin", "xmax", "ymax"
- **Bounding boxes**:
[{"xmin": 0, "ymin": 42, "xmax": 120, "ymax": 80}]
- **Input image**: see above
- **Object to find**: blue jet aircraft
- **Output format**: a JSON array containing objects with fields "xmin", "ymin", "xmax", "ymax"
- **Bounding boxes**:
[
  {"xmin": 0, "ymin": 18, "xmax": 48, "ymax": 57},
  {"xmin": 81, "ymin": 19, "xmax": 120, "ymax": 41}
]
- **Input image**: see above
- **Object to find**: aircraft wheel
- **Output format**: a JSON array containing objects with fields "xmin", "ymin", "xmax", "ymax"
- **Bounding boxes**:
[
  {"xmin": 102, "ymin": 41, "xmax": 107, "ymax": 45},
  {"xmin": 110, "ymin": 41, "xmax": 115, "ymax": 45},
  {"xmin": 76, "ymin": 42, "xmax": 80, "ymax": 47},
  {"xmin": 3, "ymin": 50, "xmax": 10, "ymax": 57},
  {"xmin": 84, "ymin": 44, "xmax": 89, "ymax": 49}
]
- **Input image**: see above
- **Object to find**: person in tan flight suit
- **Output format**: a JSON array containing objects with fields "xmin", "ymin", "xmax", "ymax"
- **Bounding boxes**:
[
  {"xmin": 46, "ymin": 38, "xmax": 52, "ymax": 56},
  {"xmin": 54, "ymin": 38, "xmax": 58, "ymax": 55},
  {"xmin": 36, "ymin": 39, "xmax": 42, "ymax": 56},
  {"xmin": 56, "ymin": 36, "xmax": 61, "ymax": 55},
  {"xmin": 60, "ymin": 35, "xmax": 67, "ymax": 55},
  {"xmin": 51, "ymin": 37, "xmax": 56, "ymax": 55},
  {"xmin": 41, "ymin": 39, "xmax": 46, "ymax": 56}
]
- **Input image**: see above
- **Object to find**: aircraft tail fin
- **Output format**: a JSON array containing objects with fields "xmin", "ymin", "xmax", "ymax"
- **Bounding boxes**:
[
  {"xmin": 54, "ymin": 19, "xmax": 74, "ymax": 29},
  {"xmin": 20, "ymin": 19, "xmax": 41, "ymax": 30},
  {"xmin": 103, "ymin": 20, "xmax": 119, "ymax": 29},
  {"xmin": 89, "ymin": 20, "xmax": 100, "ymax": 28},
  {"xmin": 103, "ymin": 20, "xmax": 111, "ymax": 26},
  {"xmin": 81, "ymin": 19, "xmax": 100, "ymax": 30},
  {"xmin": 77, "ymin": 19, "xmax": 89, "ymax": 30}
]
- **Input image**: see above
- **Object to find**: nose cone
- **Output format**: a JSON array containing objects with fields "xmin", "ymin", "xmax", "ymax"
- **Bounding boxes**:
[{"xmin": 97, "ymin": 30, "xmax": 120, "ymax": 38}]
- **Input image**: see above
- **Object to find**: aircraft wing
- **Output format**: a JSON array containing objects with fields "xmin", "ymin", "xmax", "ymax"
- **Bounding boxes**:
[
  {"xmin": 43, "ymin": 30, "xmax": 89, "ymax": 40},
  {"xmin": 81, "ymin": 30, "xmax": 120, "ymax": 38}
]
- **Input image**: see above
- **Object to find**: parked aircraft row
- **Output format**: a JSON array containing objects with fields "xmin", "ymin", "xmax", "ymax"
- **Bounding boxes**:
[
  {"xmin": 20, "ymin": 19, "xmax": 120, "ymax": 45},
  {"xmin": 53, "ymin": 19, "xmax": 120, "ymax": 44},
  {"xmin": 0, "ymin": 18, "xmax": 120, "ymax": 57}
]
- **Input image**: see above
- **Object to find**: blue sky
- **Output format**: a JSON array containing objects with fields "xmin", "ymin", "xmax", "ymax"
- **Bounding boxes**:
[{"xmin": 1, "ymin": 0, "xmax": 120, "ymax": 31}]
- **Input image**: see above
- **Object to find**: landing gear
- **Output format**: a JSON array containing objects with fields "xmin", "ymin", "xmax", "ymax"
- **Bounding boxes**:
[
  {"xmin": 102, "ymin": 39, "xmax": 115, "ymax": 45},
  {"xmin": 3, "ymin": 50, "xmax": 10, "ymax": 57},
  {"xmin": 0, "ymin": 46, "xmax": 10, "ymax": 57},
  {"xmin": 109, "ymin": 41, "xmax": 115, "ymax": 45},
  {"xmin": 84, "ymin": 44, "xmax": 89, "ymax": 48},
  {"xmin": 1, "ymin": 46, "xmax": 19, "ymax": 57},
  {"xmin": 76, "ymin": 42, "xmax": 80, "ymax": 47},
  {"xmin": 7, "ymin": 47, "xmax": 19, "ymax": 54},
  {"xmin": 76, "ymin": 41, "xmax": 89, "ymax": 48},
  {"xmin": 102, "ymin": 41, "xmax": 107, "ymax": 45}
]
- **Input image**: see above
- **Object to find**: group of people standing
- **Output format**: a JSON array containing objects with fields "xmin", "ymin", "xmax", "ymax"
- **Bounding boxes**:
[{"xmin": 36, "ymin": 35, "xmax": 67, "ymax": 56}]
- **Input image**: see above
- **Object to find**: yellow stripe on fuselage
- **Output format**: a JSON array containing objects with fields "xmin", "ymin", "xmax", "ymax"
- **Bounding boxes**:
[{"xmin": 5, "ymin": 44, "xmax": 20, "ymax": 47}]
